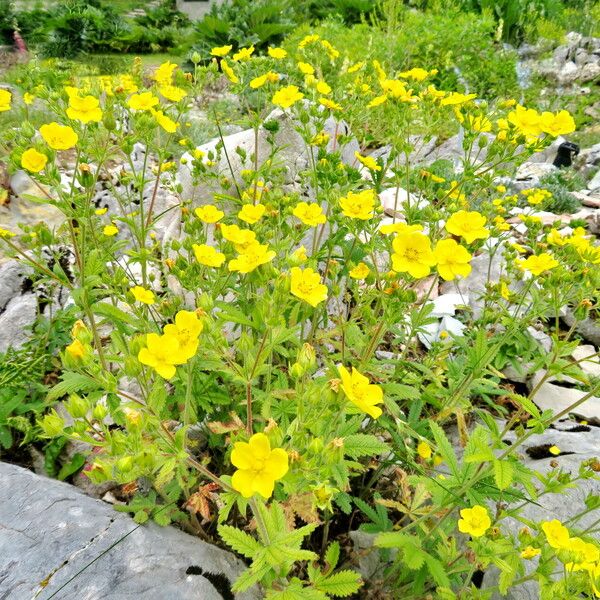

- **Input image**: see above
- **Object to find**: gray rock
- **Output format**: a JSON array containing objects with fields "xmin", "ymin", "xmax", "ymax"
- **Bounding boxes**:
[
  {"xmin": 0, "ymin": 259, "xmax": 30, "ymax": 311},
  {"xmin": 572, "ymin": 344, "xmax": 600, "ymax": 378},
  {"xmin": 563, "ymin": 308, "xmax": 600, "ymax": 346},
  {"xmin": 557, "ymin": 60, "xmax": 579, "ymax": 85},
  {"xmin": 483, "ymin": 420, "xmax": 600, "ymax": 599},
  {"xmin": 528, "ymin": 371, "xmax": 600, "ymax": 423},
  {"xmin": 0, "ymin": 293, "xmax": 37, "ymax": 353},
  {"xmin": 580, "ymin": 62, "xmax": 600, "ymax": 83},
  {"xmin": 587, "ymin": 169, "xmax": 600, "ymax": 191},
  {"xmin": 0, "ymin": 461, "xmax": 259, "ymax": 600}
]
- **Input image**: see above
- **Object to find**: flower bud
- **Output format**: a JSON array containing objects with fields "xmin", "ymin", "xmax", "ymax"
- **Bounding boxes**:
[
  {"xmin": 66, "ymin": 394, "xmax": 88, "ymax": 419},
  {"xmin": 40, "ymin": 411, "xmax": 65, "ymax": 437}
]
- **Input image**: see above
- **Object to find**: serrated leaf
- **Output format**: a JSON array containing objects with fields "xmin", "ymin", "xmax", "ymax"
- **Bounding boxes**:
[
  {"xmin": 47, "ymin": 372, "xmax": 100, "ymax": 402},
  {"xmin": 429, "ymin": 421, "xmax": 459, "ymax": 475},
  {"xmin": 384, "ymin": 383, "xmax": 420, "ymax": 400},
  {"xmin": 324, "ymin": 541, "xmax": 340, "ymax": 572},
  {"xmin": 343, "ymin": 434, "xmax": 388, "ymax": 459},
  {"xmin": 494, "ymin": 459, "xmax": 514, "ymax": 491},
  {"xmin": 218, "ymin": 524, "xmax": 262, "ymax": 559},
  {"xmin": 314, "ymin": 570, "xmax": 363, "ymax": 597}
]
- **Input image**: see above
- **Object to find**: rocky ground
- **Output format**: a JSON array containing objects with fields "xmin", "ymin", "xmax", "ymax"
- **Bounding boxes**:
[{"xmin": 1, "ymin": 31, "xmax": 600, "ymax": 598}]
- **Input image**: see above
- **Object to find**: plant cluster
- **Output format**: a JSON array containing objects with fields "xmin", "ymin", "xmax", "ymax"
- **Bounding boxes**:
[{"xmin": 1, "ymin": 29, "xmax": 600, "ymax": 600}]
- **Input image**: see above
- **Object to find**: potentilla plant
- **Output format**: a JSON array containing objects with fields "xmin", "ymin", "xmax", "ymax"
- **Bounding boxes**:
[{"xmin": 1, "ymin": 33, "xmax": 599, "ymax": 599}]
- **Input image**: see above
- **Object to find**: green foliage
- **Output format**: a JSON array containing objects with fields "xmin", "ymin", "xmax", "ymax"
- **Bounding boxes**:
[
  {"xmin": 220, "ymin": 502, "xmax": 361, "ymax": 597},
  {"xmin": 190, "ymin": 0, "xmax": 299, "ymax": 57},
  {"xmin": 0, "ymin": 307, "xmax": 76, "ymax": 453}
]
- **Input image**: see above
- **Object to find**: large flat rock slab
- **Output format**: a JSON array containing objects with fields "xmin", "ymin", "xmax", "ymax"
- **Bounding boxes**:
[{"xmin": 0, "ymin": 462, "xmax": 258, "ymax": 600}]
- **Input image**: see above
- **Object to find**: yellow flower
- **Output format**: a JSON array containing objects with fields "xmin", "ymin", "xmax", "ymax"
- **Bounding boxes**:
[
  {"xmin": 316, "ymin": 80, "xmax": 332, "ymax": 95},
  {"xmin": 272, "ymin": 85, "xmax": 304, "ymax": 109},
  {"xmin": 153, "ymin": 61, "xmax": 177, "ymax": 86},
  {"xmin": 539, "ymin": 110, "xmax": 575, "ymax": 136},
  {"xmin": 230, "ymin": 432, "xmax": 288, "ymax": 498},
  {"xmin": 440, "ymin": 92, "xmax": 477, "ymax": 106},
  {"xmin": 268, "ymin": 47, "xmax": 287, "ymax": 59},
  {"xmin": 163, "ymin": 310, "xmax": 203, "ymax": 361},
  {"xmin": 546, "ymin": 228, "xmax": 567, "ymax": 246},
  {"xmin": 220, "ymin": 224, "xmax": 257, "ymax": 251},
  {"xmin": 368, "ymin": 94, "xmax": 388, "ymax": 108},
  {"xmin": 195, "ymin": 205, "xmax": 224, "ymax": 223},
  {"xmin": 311, "ymin": 131, "xmax": 330, "ymax": 146},
  {"xmin": 542, "ymin": 519, "xmax": 570, "ymax": 549},
  {"xmin": 40, "ymin": 122, "xmax": 78, "ymax": 151},
  {"xmin": 138, "ymin": 332, "xmax": 186, "ymax": 379},
  {"xmin": 228, "ymin": 243, "xmax": 275, "ymax": 273},
  {"xmin": 321, "ymin": 39, "xmax": 339, "ymax": 59},
  {"xmin": 347, "ymin": 61, "xmax": 365, "ymax": 74},
  {"xmin": 398, "ymin": 67, "xmax": 431, "ymax": 81},
  {"xmin": 159, "ymin": 85, "xmax": 187, "ymax": 102},
  {"xmin": 66, "ymin": 339, "xmax": 87, "ymax": 360},
  {"xmin": 130, "ymin": 286, "xmax": 155, "ymax": 305},
  {"xmin": 128, "ymin": 91, "xmax": 159, "ymax": 111},
  {"xmin": 238, "ymin": 203, "xmax": 266, "ymax": 224},
  {"xmin": 518, "ymin": 253, "xmax": 559, "ymax": 276},
  {"xmin": 103, "ymin": 224, "xmax": 118, "ymax": 236},
  {"xmin": 549, "ymin": 445, "xmax": 560, "ymax": 456},
  {"xmin": 0, "ymin": 227, "xmax": 15, "ymax": 239},
  {"xmin": 355, "ymin": 151, "xmax": 381, "ymax": 171},
  {"xmin": 0, "ymin": 88, "xmax": 11, "ymax": 112},
  {"xmin": 445, "ymin": 210, "xmax": 490, "ymax": 244},
  {"xmin": 508, "ymin": 105, "xmax": 542, "ymax": 138},
  {"xmin": 417, "ymin": 441, "xmax": 432, "ymax": 459},
  {"xmin": 152, "ymin": 110, "xmax": 179, "ymax": 133},
  {"xmin": 299, "ymin": 34, "xmax": 320, "ymax": 48},
  {"xmin": 23, "ymin": 92, "xmax": 34, "ymax": 105},
  {"xmin": 391, "ymin": 232, "xmax": 436, "ymax": 279},
  {"xmin": 349, "ymin": 262, "xmax": 370, "ymax": 280},
  {"xmin": 339, "ymin": 189, "xmax": 376, "ymax": 220},
  {"xmin": 319, "ymin": 97, "xmax": 343, "ymax": 111},
  {"xmin": 211, "ymin": 45, "xmax": 232, "ymax": 57},
  {"xmin": 193, "ymin": 243, "xmax": 226, "ymax": 268},
  {"xmin": 249, "ymin": 72, "xmax": 279, "ymax": 89},
  {"xmin": 434, "ymin": 239, "xmax": 472, "ymax": 281},
  {"xmin": 458, "ymin": 505, "xmax": 491, "ymax": 537},
  {"xmin": 220, "ymin": 60, "xmax": 239, "ymax": 84},
  {"xmin": 293, "ymin": 202, "xmax": 326, "ymax": 226},
  {"xmin": 21, "ymin": 148, "xmax": 48, "ymax": 173},
  {"xmin": 290, "ymin": 267, "xmax": 328, "ymax": 307},
  {"xmin": 379, "ymin": 222, "xmax": 423, "ymax": 236},
  {"xmin": 66, "ymin": 94, "xmax": 102, "ymax": 123},
  {"xmin": 338, "ymin": 365, "xmax": 383, "ymax": 419},
  {"xmin": 297, "ymin": 61, "xmax": 314, "ymax": 75},
  {"xmin": 291, "ymin": 246, "xmax": 308, "ymax": 263},
  {"xmin": 233, "ymin": 46, "xmax": 254, "ymax": 61},
  {"xmin": 521, "ymin": 546, "xmax": 541, "ymax": 560}
]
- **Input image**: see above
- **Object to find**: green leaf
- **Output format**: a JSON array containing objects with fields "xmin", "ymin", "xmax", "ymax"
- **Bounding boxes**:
[
  {"xmin": 47, "ymin": 372, "xmax": 101, "ymax": 402},
  {"xmin": 324, "ymin": 541, "xmax": 340, "ymax": 572},
  {"xmin": 384, "ymin": 383, "xmax": 420, "ymax": 400},
  {"xmin": 343, "ymin": 434, "xmax": 388, "ymax": 459},
  {"xmin": 494, "ymin": 459, "xmax": 514, "ymax": 491},
  {"xmin": 57, "ymin": 453, "xmax": 86, "ymax": 481},
  {"xmin": 93, "ymin": 302, "xmax": 138, "ymax": 327},
  {"xmin": 218, "ymin": 525, "xmax": 262, "ymax": 559},
  {"xmin": 429, "ymin": 421, "xmax": 459, "ymax": 475},
  {"xmin": 423, "ymin": 554, "xmax": 451, "ymax": 588},
  {"xmin": 314, "ymin": 570, "xmax": 363, "ymax": 597}
]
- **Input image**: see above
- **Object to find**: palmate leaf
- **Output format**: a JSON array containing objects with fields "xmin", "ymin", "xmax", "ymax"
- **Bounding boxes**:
[{"xmin": 218, "ymin": 524, "xmax": 262, "ymax": 558}]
